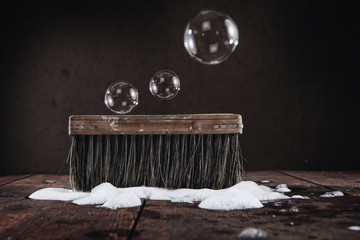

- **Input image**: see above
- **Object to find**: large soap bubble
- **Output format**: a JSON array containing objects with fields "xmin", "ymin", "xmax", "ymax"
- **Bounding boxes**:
[
  {"xmin": 184, "ymin": 10, "xmax": 239, "ymax": 65},
  {"xmin": 104, "ymin": 81, "xmax": 139, "ymax": 114},
  {"xmin": 149, "ymin": 70, "xmax": 180, "ymax": 100}
]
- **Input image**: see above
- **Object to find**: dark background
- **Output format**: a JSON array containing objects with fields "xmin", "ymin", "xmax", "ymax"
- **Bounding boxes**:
[{"xmin": 1, "ymin": 0, "xmax": 359, "ymax": 175}]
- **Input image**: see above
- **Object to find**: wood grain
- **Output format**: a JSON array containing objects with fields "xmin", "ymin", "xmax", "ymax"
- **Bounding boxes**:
[
  {"xmin": 134, "ymin": 171, "xmax": 360, "ymax": 240},
  {"xmin": 0, "ymin": 174, "xmax": 33, "ymax": 187},
  {"xmin": 134, "ymin": 195, "xmax": 360, "ymax": 240},
  {"xmin": 1, "ymin": 172, "xmax": 360, "ymax": 240},
  {"xmin": 0, "ymin": 174, "xmax": 143, "ymax": 240},
  {"xmin": 281, "ymin": 170, "xmax": 360, "ymax": 196},
  {"xmin": 69, "ymin": 114, "xmax": 243, "ymax": 135},
  {"xmin": 244, "ymin": 170, "xmax": 317, "ymax": 187}
]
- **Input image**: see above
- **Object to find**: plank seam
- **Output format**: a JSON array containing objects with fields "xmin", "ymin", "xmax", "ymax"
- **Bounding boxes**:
[
  {"xmin": 0, "ymin": 174, "xmax": 37, "ymax": 187},
  {"xmin": 277, "ymin": 170, "xmax": 356, "ymax": 197},
  {"xmin": 127, "ymin": 199, "xmax": 146, "ymax": 240},
  {"xmin": 276, "ymin": 170, "xmax": 319, "ymax": 185}
]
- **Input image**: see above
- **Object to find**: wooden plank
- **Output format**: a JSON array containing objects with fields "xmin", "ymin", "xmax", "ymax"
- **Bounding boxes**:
[
  {"xmin": 0, "ymin": 174, "xmax": 33, "ymax": 187},
  {"xmin": 244, "ymin": 170, "xmax": 317, "ymax": 187},
  {"xmin": 69, "ymin": 114, "xmax": 243, "ymax": 135},
  {"xmin": 0, "ymin": 174, "xmax": 142, "ymax": 240},
  {"xmin": 2, "ymin": 172, "xmax": 360, "ymax": 239},
  {"xmin": 134, "ymin": 171, "xmax": 360, "ymax": 240},
  {"xmin": 281, "ymin": 171, "xmax": 360, "ymax": 196}
]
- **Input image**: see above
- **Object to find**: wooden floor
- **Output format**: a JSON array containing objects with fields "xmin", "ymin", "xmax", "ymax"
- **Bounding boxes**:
[{"xmin": 1, "ymin": 171, "xmax": 359, "ymax": 240}]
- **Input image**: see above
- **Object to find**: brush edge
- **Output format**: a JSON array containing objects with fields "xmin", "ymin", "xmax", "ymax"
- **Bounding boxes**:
[{"xmin": 69, "ymin": 113, "xmax": 243, "ymax": 135}]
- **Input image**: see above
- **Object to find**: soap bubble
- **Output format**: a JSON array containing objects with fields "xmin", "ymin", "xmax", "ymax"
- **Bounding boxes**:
[
  {"xmin": 184, "ymin": 10, "xmax": 239, "ymax": 65},
  {"xmin": 149, "ymin": 70, "xmax": 180, "ymax": 100},
  {"xmin": 104, "ymin": 81, "xmax": 139, "ymax": 114}
]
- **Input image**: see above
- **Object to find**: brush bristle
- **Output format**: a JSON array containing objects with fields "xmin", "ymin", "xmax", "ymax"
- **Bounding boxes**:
[{"xmin": 68, "ymin": 134, "xmax": 244, "ymax": 191}]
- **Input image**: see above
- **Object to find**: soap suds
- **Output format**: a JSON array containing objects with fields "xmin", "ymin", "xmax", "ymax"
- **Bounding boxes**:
[
  {"xmin": 101, "ymin": 192, "xmax": 141, "ymax": 210},
  {"xmin": 43, "ymin": 180, "xmax": 55, "ymax": 184},
  {"xmin": 237, "ymin": 227, "xmax": 267, "ymax": 239},
  {"xmin": 28, "ymin": 188, "xmax": 89, "ymax": 201},
  {"xmin": 320, "ymin": 191, "xmax": 344, "ymax": 198},
  {"xmin": 291, "ymin": 195, "xmax": 310, "ymax": 199},
  {"xmin": 275, "ymin": 184, "xmax": 291, "ymax": 193},
  {"xmin": 29, "ymin": 181, "xmax": 294, "ymax": 211},
  {"xmin": 260, "ymin": 180, "xmax": 271, "ymax": 183},
  {"xmin": 73, "ymin": 182, "xmax": 119, "ymax": 205},
  {"xmin": 348, "ymin": 226, "xmax": 360, "ymax": 231},
  {"xmin": 198, "ymin": 190, "xmax": 263, "ymax": 210},
  {"xmin": 279, "ymin": 206, "xmax": 301, "ymax": 214}
]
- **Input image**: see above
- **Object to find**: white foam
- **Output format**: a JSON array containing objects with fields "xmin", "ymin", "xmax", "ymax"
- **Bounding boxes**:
[
  {"xmin": 276, "ymin": 184, "xmax": 291, "ymax": 193},
  {"xmin": 198, "ymin": 190, "xmax": 263, "ymax": 210},
  {"xmin": 291, "ymin": 195, "xmax": 310, "ymax": 199},
  {"xmin": 101, "ymin": 192, "xmax": 141, "ymax": 209},
  {"xmin": 28, "ymin": 188, "xmax": 89, "ymax": 201},
  {"xmin": 348, "ymin": 226, "xmax": 360, "ymax": 231},
  {"xmin": 289, "ymin": 206, "xmax": 299, "ymax": 212},
  {"xmin": 320, "ymin": 191, "xmax": 344, "ymax": 198},
  {"xmin": 260, "ymin": 180, "xmax": 270, "ymax": 183},
  {"xmin": 73, "ymin": 182, "xmax": 120, "ymax": 205},
  {"xmin": 237, "ymin": 227, "xmax": 267, "ymax": 239},
  {"xmin": 29, "ymin": 181, "xmax": 292, "ymax": 211}
]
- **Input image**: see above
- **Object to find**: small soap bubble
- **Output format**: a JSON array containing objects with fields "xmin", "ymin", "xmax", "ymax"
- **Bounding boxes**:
[
  {"xmin": 104, "ymin": 82, "xmax": 139, "ymax": 114},
  {"xmin": 237, "ymin": 227, "xmax": 267, "ymax": 239},
  {"xmin": 43, "ymin": 180, "xmax": 55, "ymax": 184},
  {"xmin": 348, "ymin": 226, "xmax": 360, "ymax": 231},
  {"xmin": 290, "ymin": 206, "xmax": 300, "ymax": 213},
  {"xmin": 149, "ymin": 70, "xmax": 180, "ymax": 100},
  {"xmin": 184, "ymin": 9, "xmax": 239, "ymax": 65},
  {"xmin": 260, "ymin": 180, "xmax": 271, "ymax": 183}
]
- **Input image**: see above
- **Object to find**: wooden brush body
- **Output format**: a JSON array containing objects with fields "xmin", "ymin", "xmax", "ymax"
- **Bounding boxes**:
[
  {"xmin": 69, "ymin": 114, "xmax": 243, "ymax": 135},
  {"xmin": 68, "ymin": 114, "xmax": 244, "ymax": 191}
]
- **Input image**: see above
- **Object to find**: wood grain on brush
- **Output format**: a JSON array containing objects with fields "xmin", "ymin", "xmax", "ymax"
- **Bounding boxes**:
[{"xmin": 69, "ymin": 114, "xmax": 243, "ymax": 135}]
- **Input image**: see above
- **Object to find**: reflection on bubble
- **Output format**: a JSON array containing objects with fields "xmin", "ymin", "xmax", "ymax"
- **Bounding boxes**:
[
  {"xmin": 149, "ymin": 70, "xmax": 180, "ymax": 100},
  {"xmin": 104, "ymin": 81, "xmax": 138, "ymax": 114},
  {"xmin": 184, "ymin": 10, "xmax": 239, "ymax": 65}
]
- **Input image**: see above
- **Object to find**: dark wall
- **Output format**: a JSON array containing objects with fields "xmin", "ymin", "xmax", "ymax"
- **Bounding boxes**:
[{"xmin": 1, "ymin": 0, "xmax": 359, "ymax": 174}]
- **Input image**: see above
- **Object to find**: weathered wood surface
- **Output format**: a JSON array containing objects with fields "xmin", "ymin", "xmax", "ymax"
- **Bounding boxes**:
[
  {"xmin": 134, "ymin": 171, "xmax": 360, "ymax": 240},
  {"xmin": 0, "ymin": 174, "xmax": 33, "ymax": 187},
  {"xmin": 0, "ymin": 174, "xmax": 143, "ymax": 240},
  {"xmin": 1, "ymin": 171, "xmax": 360, "ymax": 240},
  {"xmin": 135, "ymin": 195, "xmax": 360, "ymax": 240},
  {"xmin": 69, "ymin": 114, "xmax": 243, "ymax": 135},
  {"xmin": 244, "ymin": 171, "xmax": 317, "ymax": 187},
  {"xmin": 281, "ymin": 170, "xmax": 360, "ymax": 196}
]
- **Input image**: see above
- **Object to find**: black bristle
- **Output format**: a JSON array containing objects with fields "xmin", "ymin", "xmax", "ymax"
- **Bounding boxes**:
[{"xmin": 68, "ymin": 134, "xmax": 244, "ymax": 191}]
